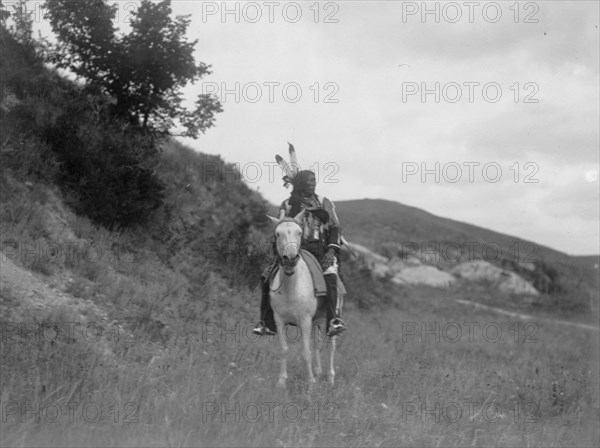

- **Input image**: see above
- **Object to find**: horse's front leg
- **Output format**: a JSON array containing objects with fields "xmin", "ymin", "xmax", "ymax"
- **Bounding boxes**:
[
  {"xmin": 274, "ymin": 314, "xmax": 288, "ymax": 389},
  {"xmin": 301, "ymin": 317, "xmax": 316, "ymax": 388}
]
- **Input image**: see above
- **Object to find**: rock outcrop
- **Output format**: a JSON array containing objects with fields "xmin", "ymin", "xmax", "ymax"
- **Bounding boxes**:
[
  {"xmin": 344, "ymin": 241, "xmax": 539, "ymax": 294},
  {"xmin": 344, "ymin": 243, "xmax": 455, "ymax": 288},
  {"xmin": 391, "ymin": 264, "xmax": 456, "ymax": 287},
  {"xmin": 451, "ymin": 260, "xmax": 539, "ymax": 296}
]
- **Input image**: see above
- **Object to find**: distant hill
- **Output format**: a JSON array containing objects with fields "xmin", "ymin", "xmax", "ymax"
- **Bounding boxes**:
[
  {"xmin": 336, "ymin": 199, "xmax": 565, "ymax": 260},
  {"xmin": 333, "ymin": 199, "xmax": 598, "ymax": 303}
]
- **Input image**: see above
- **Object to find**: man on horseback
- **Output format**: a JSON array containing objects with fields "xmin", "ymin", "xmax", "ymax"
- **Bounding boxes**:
[{"xmin": 253, "ymin": 147, "xmax": 347, "ymax": 338}]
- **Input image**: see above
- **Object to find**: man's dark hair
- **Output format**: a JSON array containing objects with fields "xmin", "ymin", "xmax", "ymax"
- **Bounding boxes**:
[{"xmin": 289, "ymin": 170, "xmax": 316, "ymax": 216}]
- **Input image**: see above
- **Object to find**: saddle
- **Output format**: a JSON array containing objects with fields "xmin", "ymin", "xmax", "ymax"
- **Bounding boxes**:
[{"xmin": 262, "ymin": 249, "xmax": 347, "ymax": 297}]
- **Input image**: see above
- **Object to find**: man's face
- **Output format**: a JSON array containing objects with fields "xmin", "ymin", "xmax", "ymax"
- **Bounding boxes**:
[{"xmin": 301, "ymin": 172, "xmax": 317, "ymax": 196}]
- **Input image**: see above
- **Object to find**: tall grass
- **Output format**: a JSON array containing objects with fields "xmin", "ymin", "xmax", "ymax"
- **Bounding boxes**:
[
  {"xmin": 1, "ymin": 278, "xmax": 598, "ymax": 447},
  {"xmin": 2, "ymin": 159, "xmax": 598, "ymax": 446},
  {"xmin": 2, "ymin": 143, "xmax": 597, "ymax": 447}
]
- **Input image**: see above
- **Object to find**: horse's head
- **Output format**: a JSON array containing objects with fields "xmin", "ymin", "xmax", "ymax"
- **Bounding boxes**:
[{"xmin": 268, "ymin": 209, "xmax": 305, "ymax": 276}]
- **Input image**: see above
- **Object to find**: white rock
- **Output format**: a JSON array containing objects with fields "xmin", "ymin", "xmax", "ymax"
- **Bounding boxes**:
[
  {"xmin": 451, "ymin": 260, "xmax": 538, "ymax": 296},
  {"xmin": 392, "ymin": 265, "xmax": 455, "ymax": 288}
]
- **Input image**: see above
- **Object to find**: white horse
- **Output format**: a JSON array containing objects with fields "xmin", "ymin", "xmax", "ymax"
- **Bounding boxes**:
[{"xmin": 267, "ymin": 211, "xmax": 337, "ymax": 389}]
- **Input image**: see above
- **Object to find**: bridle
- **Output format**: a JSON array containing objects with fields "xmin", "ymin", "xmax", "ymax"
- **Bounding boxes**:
[{"xmin": 275, "ymin": 218, "xmax": 303, "ymax": 276}]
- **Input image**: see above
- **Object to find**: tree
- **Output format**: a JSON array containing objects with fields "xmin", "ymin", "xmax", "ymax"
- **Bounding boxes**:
[
  {"xmin": 1, "ymin": 0, "xmax": 34, "ymax": 44},
  {"xmin": 43, "ymin": 0, "xmax": 222, "ymax": 139},
  {"xmin": 0, "ymin": 1, "xmax": 10, "ymax": 22}
]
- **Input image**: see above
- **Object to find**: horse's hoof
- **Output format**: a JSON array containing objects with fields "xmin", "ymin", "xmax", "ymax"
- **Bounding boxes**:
[{"xmin": 276, "ymin": 379, "xmax": 286, "ymax": 389}]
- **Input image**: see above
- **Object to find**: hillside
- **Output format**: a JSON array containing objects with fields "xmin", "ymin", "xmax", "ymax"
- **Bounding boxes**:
[
  {"xmin": 573, "ymin": 255, "xmax": 600, "ymax": 270},
  {"xmin": 336, "ymin": 199, "xmax": 579, "ymax": 265},
  {"xmin": 334, "ymin": 199, "xmax": 599, "ymax": 315}
]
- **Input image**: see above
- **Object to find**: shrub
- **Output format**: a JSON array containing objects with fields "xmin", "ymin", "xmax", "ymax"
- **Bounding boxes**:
[{"xmin": 39, "ymin": 92, "xmax": 165, "ymax": 229}]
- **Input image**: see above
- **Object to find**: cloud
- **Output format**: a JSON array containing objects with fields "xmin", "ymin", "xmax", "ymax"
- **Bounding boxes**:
[
  {"xmin": 170, "ymin": 1, "xmax": 599, "ymax": 255},
  {"xmin": 460, "ymin": 104, "xmax": 598, "ymax": 164},
  {"xmin": 326, "ymin": 1, "xmax": 599, "ymax": 72}
]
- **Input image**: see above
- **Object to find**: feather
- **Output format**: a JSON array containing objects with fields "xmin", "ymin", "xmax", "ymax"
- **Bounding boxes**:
[
  {"xmin": 276, "ymin": 154, "xmax": 293, "ymax": 179},
  {"xmin": 288, "ymin": 143, "xmax": 299, "ymax": 177}
]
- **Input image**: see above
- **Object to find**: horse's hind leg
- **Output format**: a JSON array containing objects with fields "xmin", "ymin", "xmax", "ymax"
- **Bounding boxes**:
[{"xmin": 275, "ymin": 315, "xmax": 288, "ymax": 389}]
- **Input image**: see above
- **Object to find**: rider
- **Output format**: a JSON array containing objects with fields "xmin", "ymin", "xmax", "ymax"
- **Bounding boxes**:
[{"xmin": 253, "ymin": 169, "xmax": 347, "ymax": 337}]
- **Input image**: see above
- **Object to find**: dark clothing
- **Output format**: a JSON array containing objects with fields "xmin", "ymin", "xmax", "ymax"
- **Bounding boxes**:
[{"xmin": 279, "ymin": 194, "xmax": 342, "ymax": 252}]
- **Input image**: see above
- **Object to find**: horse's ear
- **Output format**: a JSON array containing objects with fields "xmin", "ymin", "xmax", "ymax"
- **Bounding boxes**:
[{"xmin": 267, "ymin": 215, "xmax": 280, "ymax": 226}]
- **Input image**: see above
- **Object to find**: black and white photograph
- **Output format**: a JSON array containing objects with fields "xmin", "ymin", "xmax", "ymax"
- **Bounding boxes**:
[{"xmin": 0, "ymin": 0, "xmax": 598, "ymax": 446}]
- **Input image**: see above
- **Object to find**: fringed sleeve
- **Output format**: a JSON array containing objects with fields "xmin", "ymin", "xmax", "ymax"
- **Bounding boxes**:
[{"xmin": 322, "ymin": 197, "xmax": 341, "ymax": 249}]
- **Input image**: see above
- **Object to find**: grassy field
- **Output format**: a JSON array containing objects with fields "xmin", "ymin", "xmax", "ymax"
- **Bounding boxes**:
[
  {"xmin": 2, "ymin": 282, "xmax": 598, "ymax": 447},
  {"xmin": 1, "ymin": 154, "xmax": 597, "ymax": 447}
]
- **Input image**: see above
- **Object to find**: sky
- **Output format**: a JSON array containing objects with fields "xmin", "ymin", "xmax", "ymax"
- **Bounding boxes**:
[{"xmin": 25, "ymin": 0, "xmax": 600, "ymax": 255}]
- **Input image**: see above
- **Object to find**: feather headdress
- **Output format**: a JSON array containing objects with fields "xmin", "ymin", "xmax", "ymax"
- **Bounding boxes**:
[{"xmin": 275, "ymin": 143, "xmax": 301, "ymax": 188}]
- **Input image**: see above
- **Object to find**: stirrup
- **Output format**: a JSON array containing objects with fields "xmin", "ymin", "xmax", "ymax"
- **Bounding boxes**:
[{"xmin": 327, "ymin": 318, "xmax": 346, "ymax": 337}]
